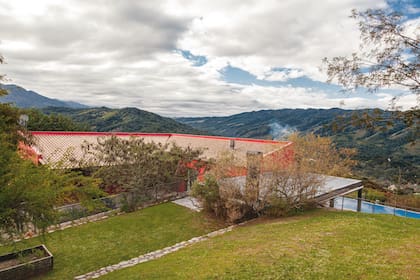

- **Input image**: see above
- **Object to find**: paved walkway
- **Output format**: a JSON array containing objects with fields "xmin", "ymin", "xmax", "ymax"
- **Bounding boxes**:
[{"xmin": 172, "ymin": 196, "xmax": 202, "ymax": 212}]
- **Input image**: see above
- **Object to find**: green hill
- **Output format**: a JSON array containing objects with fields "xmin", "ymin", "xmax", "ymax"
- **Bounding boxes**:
[
  {"xmin": 178, "ymin": 108, "xmax": 348, "ymax": 138},
  {"xmin": 41, "ymin": 107, "xmax": 203, "ymax": 134}
]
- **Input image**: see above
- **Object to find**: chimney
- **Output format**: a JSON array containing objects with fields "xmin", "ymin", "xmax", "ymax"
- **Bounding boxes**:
[
  {"xmin": 245, "ymin": 151, "xmax": 263, "ymax": 205},
  {"xmin": 229, "ymin": 139, "xmax": 235, "ymax": 150}
]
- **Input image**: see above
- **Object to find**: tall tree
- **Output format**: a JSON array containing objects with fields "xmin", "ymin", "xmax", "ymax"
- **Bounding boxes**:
[
  {"xmin": 0, "ymin": 54, "xmax": 103, "ymax": 245},
  {"xmin": 323, "ymin": 8, "xmax": 419, "ymax": 129},
  {"xmin": 324, "ymin": 9, "xmax": 419, "ymax": 99}
]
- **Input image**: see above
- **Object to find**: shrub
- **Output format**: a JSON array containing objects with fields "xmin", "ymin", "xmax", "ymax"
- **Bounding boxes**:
[{"xmin": 192, "ymin": 133, "xmax": 357, "ymax": 223}]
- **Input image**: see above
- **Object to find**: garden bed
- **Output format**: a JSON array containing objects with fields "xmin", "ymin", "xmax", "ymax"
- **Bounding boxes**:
[{"xmin": 0, "ymin": 244, "xmax": 53, "ymax": 280}]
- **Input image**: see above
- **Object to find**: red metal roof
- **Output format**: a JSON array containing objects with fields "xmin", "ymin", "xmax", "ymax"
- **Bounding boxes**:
[
  {"xmin": 30, "ymin": 131, "xmax": 284, "ymax": 144},
  {"xmin": 29, "ymin": 131, "xmax": 292, "ymax": 168}
]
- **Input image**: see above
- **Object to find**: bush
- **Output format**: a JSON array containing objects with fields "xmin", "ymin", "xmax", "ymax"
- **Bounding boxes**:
[
  {"xmin": 264, "ymin": 197, "xmax": 318, "ymax": 217},
  {"xmin": 192, "ymin": 175, "xmax": 255, "ymax": 222},
  {"xmin": 192, "ymin": 133, "xmax": 356, "ymax": 223},
  {"xmin": 191, "ymin": 176, "xmax": 225, "ymax": 218},
  {"xmin": 363, "ymin": 188, "xmax": 387, "ymax": 202}
]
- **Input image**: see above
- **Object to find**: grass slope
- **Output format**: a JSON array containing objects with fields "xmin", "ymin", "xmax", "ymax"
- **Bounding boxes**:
[
  {"xmin": 102, "ymin": 210, "xmax": 420, "ymax": 280},
  {"xmin": 0, "ymin": 203, "xmax": 224, "ymax": 279}
]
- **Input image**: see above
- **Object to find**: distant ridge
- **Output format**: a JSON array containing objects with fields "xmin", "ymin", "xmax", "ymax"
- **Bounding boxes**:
[
  {"xmin": 178, "ymin": 108, "xmax": 419, "ymax": 184},
  {"xmin": 0, "ymin": 84, "xmax": 88, "ymax": 109},
  {"xmin": 41, "ymin": 107, "xmax": 204, "ymax": 134}
]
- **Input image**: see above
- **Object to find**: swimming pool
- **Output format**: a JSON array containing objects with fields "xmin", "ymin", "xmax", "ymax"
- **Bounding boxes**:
[{"xmin": 333, "ymin": 197, "xmax": 420, "ymax": 219}]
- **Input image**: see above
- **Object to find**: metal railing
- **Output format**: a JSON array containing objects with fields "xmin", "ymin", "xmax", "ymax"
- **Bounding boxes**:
[
  {"xmin": 333, "ymin": 196, "xmax": 420, "ymax": 219},
  {"xmin": 56, "ymin": 180, "xmax": 187, "ymax": 223}
]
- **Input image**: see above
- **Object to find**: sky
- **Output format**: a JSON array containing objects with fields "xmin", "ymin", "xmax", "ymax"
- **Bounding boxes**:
[{"xmin": 0, "ymin": 0, "xmax": 419, "ymax": 117}]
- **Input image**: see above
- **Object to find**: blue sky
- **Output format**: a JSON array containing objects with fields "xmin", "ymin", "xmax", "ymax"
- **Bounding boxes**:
[{"xmin": 0, "ymin": 0, "xmax": 418, "ymax": 116}]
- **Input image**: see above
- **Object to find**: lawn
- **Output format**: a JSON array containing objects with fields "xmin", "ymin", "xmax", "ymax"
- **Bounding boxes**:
[
  {"xmin": 0, "ymin": 203, "xmax": 224, "ymax": 279},
  {"xmin": 101, "ymin": 210, "xmax": 420, "ymax": 280}
]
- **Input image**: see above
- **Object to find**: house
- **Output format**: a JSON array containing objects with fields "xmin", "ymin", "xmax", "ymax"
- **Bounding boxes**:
[
  {"xmin": 26, "ymin": 131, "xmax": 294, "ymax": 169},
  {"xmin": 24, "ymin": 131, "xmax": 362, "ymax": 208}
]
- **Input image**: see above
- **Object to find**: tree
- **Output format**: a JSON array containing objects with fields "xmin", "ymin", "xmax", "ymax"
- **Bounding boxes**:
[
  {"xmin": 83, "ymin": 136, "xmax": 203, "ymax": 211},
  {"xmin": 0, "ymin": 53, "xmax": 103, "ymax": 245},
  {"xmin": 0, "ymin": 107, "xmax": 103, "ymax": 244},
  {"xmin": 24, "ymin": 108, "xmax": 90, "ymax": 131},
  {"xmin": 0, "ymin": 144, "xmax": 103, "ymax": 244},
  {"xmin": 0, "ymin": 142, "xmax": 56, "ymax": 243},
  {"xmin": 323, "ymin": 8, "xmax": 419, "ymax": 130},
  {"xmin": 324, "ymin": 9, "xmax": 419, "ymax": 99}
]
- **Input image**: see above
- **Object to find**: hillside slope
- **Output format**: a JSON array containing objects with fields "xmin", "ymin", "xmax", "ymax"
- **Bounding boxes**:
[
  {"xmin": 178, "ymin": 108, "xmax": 347, "ymax": 138},
  {"xmin": 101, "ymin": 210, "xmax": 420, "ymax": 280},
  {"xmin": 0, "ymin": 84, "xmax": 88, "ymax": 109},
  {"xmin": 178, "ymin": 108, "xmax": 419, "ymax": 184},
  {"xmin": 42, "ymin": 107, "xmax": 203, "ymax": 134}
]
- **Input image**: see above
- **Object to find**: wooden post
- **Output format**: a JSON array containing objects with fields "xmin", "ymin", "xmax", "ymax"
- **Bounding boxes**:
[
  {"xmin": 329, "ymin": 199, "xmax": 334, "ymax": 208},
  {"xmin": 357, "ymin": 188, "xmax": 362, "ymax": 212}
]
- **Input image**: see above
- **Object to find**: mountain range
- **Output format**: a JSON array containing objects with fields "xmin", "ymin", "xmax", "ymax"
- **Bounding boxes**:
[
  {"xmin": 178, "ymin": 109, "xmax": 419, "ymax": 184},
  {"xmin": 41, "ymin": 107, "xmax": 203, "ymax": 134},
  {"xmin": 2, "ymin": 84, "xmax": 418, "ymax": 184},
  {"xmin": 178, "ymin": 108, "xmax": 353, "ymax": 139},
  {"xmin": 0, "ymin": 84, "xmax": 88, "ymax": 109}
]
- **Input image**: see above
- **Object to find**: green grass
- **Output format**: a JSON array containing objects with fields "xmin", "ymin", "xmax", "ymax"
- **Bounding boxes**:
[
  {"xmin": 0, "ymin": 203, "xmax": 224, "ymax": 279},
  {"xmin": 101, "ymin": 210, "xmax": 420, "ymax": 280}
]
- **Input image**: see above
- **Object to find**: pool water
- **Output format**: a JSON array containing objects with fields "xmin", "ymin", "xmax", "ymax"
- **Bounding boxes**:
[{"xmin": 333, "ymin": 197, "xmax": 420, "ymax": 219}]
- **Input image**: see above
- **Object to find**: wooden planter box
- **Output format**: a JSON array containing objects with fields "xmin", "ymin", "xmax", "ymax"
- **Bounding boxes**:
[{"xmin": 0, "ymin": 244, "xmax": 53, "ymax": 280}]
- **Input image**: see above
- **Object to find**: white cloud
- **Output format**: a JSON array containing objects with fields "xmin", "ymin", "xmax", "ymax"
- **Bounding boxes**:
[
  {"xmin": 1, "ymin": 0, "xmax": 415, "ymax": 118},
  {"xmin": 264, "ymin": 69, "xmax": 306, "ymax": 82},
  {"xmin": 173, "ymin": 0, "xmax": 388, "ymax": 80}
]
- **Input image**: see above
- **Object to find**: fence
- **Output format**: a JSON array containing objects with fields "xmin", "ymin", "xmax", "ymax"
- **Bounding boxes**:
[
  {"xmin": 333, "ymin": 196, "xmax": 420, "ymax": 219},
  {"xmin": 56, "ymin": 180, "xmax": 187, "ymax": 223}
]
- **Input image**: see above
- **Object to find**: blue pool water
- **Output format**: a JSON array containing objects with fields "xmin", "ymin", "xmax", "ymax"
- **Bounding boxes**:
[{"xmin": 333, "ymin": 197, "xmax": 420, "ymax": 219}]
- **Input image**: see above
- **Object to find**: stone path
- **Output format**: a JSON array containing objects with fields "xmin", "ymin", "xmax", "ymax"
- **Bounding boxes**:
[
  {"xmin": 172, "ymin": 196, "xmax": 202, "ymax": 212},
  {"xmin": 74, "ymin": 225, "xmax": 235, "ymax": 279}
]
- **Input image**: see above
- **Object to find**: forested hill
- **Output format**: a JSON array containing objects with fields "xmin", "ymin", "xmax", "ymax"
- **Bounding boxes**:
[
  {"xmin": 41, "ymin": 107, "xmax": 203, "ymax": 134},
  {"xmin": 0, "ymin": 84, "xmax": 201, "ymax": 134},
  {"xmin": 178, "ymin": 108, "xmax": 349, "ymax": 138},
  {"xmin": 178, "ymin": 108, "xmax": 419, "ymax": 184}
]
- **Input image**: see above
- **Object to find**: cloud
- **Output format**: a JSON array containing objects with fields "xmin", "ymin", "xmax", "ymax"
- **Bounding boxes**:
[
  {"xmin": 0, "ymin": 1, "xmax": 189, "ymax": 62},
  {"xmin": 264, "ymin": 69, "xmax": 306, "ymax": 82},
  {"xmin": 0, "ymin": 0, "xmax": 415, "ymax": 118},
  {"xmin": 174, "ymin": 0, "xmax": 388, "ymax": 80}
]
